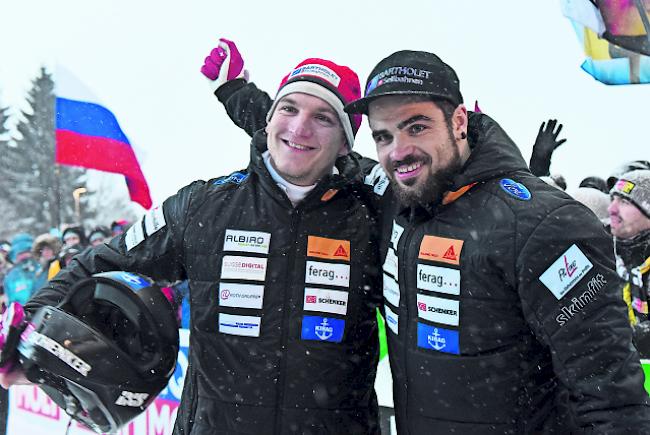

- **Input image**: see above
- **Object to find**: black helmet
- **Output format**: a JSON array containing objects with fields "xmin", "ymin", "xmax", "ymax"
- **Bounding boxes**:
[{"xmin": 17, "ymin": 272, "xmax": 179, "ymax": 433}]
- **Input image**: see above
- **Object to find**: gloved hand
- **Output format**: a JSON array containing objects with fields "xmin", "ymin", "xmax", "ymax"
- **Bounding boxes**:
[
  {"xmin": 200, "ymin": 38, "xmax": 249, "ymax": 93},
  {"xmin": 529, "ymin": 119, "xmax": 567, "ymax": 176},
  {"xmin": 0, "ymin": 303, "xmax": 26, "ymax": 375}
]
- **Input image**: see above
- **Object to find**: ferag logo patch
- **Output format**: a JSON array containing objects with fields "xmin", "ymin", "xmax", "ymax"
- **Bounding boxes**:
[
  {"xmin": 418, "ymin": 236, "xmax": 463, "ymax": 266},
  {"xmin": 307, "ymin": 236, "xmax": 350, "ymax": 262}
]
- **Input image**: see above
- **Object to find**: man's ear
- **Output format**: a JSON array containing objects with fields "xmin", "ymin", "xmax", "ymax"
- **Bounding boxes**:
[{"xmin": 452, "ymin": 104, "xmax": 468, "ymax": 140}]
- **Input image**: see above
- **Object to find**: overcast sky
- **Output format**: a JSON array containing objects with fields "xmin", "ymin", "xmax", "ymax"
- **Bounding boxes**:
[{"xmin": 1, "ymin": 0, "xmax": 648, "ymax": 209}]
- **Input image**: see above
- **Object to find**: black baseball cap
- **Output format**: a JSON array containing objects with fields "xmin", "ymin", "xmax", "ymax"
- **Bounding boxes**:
[{"xmin": 345, "ymin": 50, "xmax": 463, "ymax": 115}]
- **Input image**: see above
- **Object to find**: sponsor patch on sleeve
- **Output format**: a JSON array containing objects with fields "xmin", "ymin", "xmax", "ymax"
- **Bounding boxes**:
[
  {"xmin": 305, "ymin": 261, "xmax": 350, "ymax": 287},
  {"xmin": 418, "ymin": 235, "xmax": 463, "ymax": 266},
  {"xmin": 364, "ymin": 163, "xmax": 390, "ymax": 196},
  {"xmin": 416, "ymin": 264, "xmax": 460, "ymax": 295},
  {"xmin": 303, "ymin": 288, "xmax": 348, "ymax": 315},
  {"xmin": 144, "ymin": 206, "xmax": 166, "ymax": 237},
  {"xmin": 539, "ymin": 244, "xmax": 594, "ymax": 300},
  {"xmin": 307, "ymin": 236, "xmax": 350, "ymax": 261},
  {"xmin": 125, "ymin": 216, "xmax": 145, "ymax": 251},
  {"xmin": 390, "ymin": 221, "xmax": 404, "ymax": 250},
  {"xmin": 224, "ymin": 229, "xmax": 271, "ymax": 254},
  {"xmin": 301, "ymin": 316, "xmax": 345, "ymax": 343},
  {"xmin": 384, "ymin": 305, "xmax": 399, "ymax": 335},
  {"xmin": 383, "ymin": 273, "xmax": 401, "ymax": 307},
  {"xmin": 218, "ymin": 313, "xmax": 261, "ymax": 337},
  {"xmin": 383, "ymin": 248, "xmax": 398, "ymax": 278},
  {"xmin": 499, "ymin": 178, "xmax": 531, "ymax": 201},
  {"xmin": 417, "ymin": 323, "xmax": 459, "ymax": 354}
]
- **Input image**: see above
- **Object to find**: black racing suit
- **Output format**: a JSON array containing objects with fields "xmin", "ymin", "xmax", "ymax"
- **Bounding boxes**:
[
  {"xmin": 616, "ymin": 229, "xmax": 650, "ymax": 358},
  {"xmin": 25, "ymin": 132, "xmax": 383, "ymax": 435},
  {"xmin": 216, "ymin": 79, "xmax": 650, "ymax": 434}
]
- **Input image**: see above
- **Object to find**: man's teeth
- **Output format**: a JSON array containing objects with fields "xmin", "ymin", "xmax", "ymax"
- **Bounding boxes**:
[
  {"xmin": 396, "ymin": 162, "xmax": 422, "ymax": 174},
  {"xmin": 288, "ymin": 141, "xmax": 310, "ymax": 150}
]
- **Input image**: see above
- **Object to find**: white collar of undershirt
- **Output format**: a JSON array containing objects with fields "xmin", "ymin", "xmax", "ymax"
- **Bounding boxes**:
[{"xmin": 263, "ymin": 151, "xmax": 320, "ymax": 206}]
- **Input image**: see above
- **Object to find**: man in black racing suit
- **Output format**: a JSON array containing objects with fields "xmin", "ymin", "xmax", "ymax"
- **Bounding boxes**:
[
  {"xmin": 3, "ymin": 57, "xmax": 385, "ymax": 435},
  {"xmin": 207, "ymin": 41, "xmax": 650, "ymax": 433}
]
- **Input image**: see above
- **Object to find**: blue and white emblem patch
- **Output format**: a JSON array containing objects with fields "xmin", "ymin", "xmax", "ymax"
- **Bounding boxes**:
[{"xmin": 499, "ymin": 178, "xmax": 531, "ymax": 201}]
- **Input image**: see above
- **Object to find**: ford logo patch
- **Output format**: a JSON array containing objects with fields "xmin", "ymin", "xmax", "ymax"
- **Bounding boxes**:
[{"xmin": 499, "ymin": 178, "xmax": 531, "ymax": 201}]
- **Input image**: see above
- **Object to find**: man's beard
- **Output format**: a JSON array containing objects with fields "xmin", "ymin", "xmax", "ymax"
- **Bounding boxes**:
[{"xmin": 389, "ymin": 136, "xmax": 463, "ymax": 208}]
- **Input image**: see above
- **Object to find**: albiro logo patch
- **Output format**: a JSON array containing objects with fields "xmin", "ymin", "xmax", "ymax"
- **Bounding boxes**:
[
  {"xmin": 383, "ymin": 273, "xmax": 400, "ymax": 307},
  {"xmin": 221, "ymin": 256, "xmax": 268, "ymax": 282},
  {"xmin": 219, "ymin": 283, "xmax": 264, "ymax": 309},
  {"xmin": 305, "ymin": 261, "xmax": 350, "ymax": 287},
  {"xmin": 417, "ymin": 323, "xmax": 459, "ymax": 354},
  {"xmin": 416, "ymin": 294, "xmax": 459, "ymax": 326},
  {"xmin": 416, "ymin": 264, "xmax": 460, "ymax": 295},
  {"xmin": 218, "ymin": 313, "xmax": 261, "ymax": 337},
  {"xmin": 539, "ymin": 244, "xmax": 593, "ymax": 300},
  {"xmin": 303, "ymin": 288, "xmax": 348, "ymax": 315},
  {"xmin": 224, "ymin": 230, "xmax": 271, "ymax": 254},
  {"xmin": 301, "ymin": 316, "xmax": 345, "ymax": 343}
]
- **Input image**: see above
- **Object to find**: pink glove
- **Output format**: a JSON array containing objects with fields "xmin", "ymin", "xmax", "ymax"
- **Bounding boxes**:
[
  {"xmin": 200, "ymin": 38, "xmax": 249, "ymax": 92},
  {"xmin": 0, "ymin": 303, "xmax": 26, "ymax": 375}
]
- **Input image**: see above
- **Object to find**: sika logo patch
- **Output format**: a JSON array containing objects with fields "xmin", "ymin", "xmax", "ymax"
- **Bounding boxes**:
[
  {"xmin": 383, "ymin": 248, "xmax": 398, "ymax": 278},
  {"xmin": 218, "ymin": 313, "xmax": 261, "ymax": 337},
  {"xmin": 219, "ymin": 283, "xmax": 264, "ymax": 309},
  {"xmin": 223, "ymin": 229, "xmax": 271, "ymax": 254},
  {"xmin": 416, "ymin": 294, "xmax": 459, "ymax": 326},
  {"xmin": 418, "ymin": 236, "xmax": 463, "ymax": 266},
  {"xmin": 301, "ymin": 316, "xmax": 345, "ymax": 343},
  {"xmin": 384, "ymin": 305, "xmax": 398, "ymax": 335},
  {"xmin": 383, "ymin": 273, "xmax": 400, "ymax": 307},
  {"xmin": 221, "ymin": 256, "xmax": 268, "ymax": 282},
  {"xmin": 303, "ymin": 288, "xmax": 348, "ymax": 315},
  {"xmin": 416, "ymin": 264, "xmax": 460, "ymax": 295},
  {"xmin": 305, "ymin": 261, "xmax": 350, "ymax": 287},
  {"xmin": 417, "ymin": 323, "xmax": 459, "ymax": 354},
  {"xmin": 307, "ymin": 236, "xmax": 350, "ymax": 262},
  {"xmin": 539, "ymin": 244, "xmax": 593, "ymax": 300}
]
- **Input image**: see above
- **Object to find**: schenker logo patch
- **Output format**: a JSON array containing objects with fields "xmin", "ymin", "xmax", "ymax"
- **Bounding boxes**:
[
  {"xmin": 303, "ymin": 288, "xmax": 348, "ymax": 315},
  {"xmin": 307, "ymin": 236, "xmax": 350, "ymax": 262},
  {"xmin": 418, "ymin": 235, "xmax": 463, "ymax": 266},
  {"xmin": 224, "ymin": 229, "xmax": 271, "ymax": 254},
  {"xmin": 115, "ymin": 391, "xmax": 149, "ymax": 407}
]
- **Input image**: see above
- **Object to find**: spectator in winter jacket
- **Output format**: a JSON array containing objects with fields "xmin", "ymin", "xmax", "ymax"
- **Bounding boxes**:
[
  {"xmin": 211, "ymin": 40, "xmax": 650, "ymax": 433},
  {"xmin": 1, "ymin": 234, "xmax": 46, "ymax": 307},
  {"xmin": 61, "ymin": 225, "xmax": 87, "ymax": 248},
  {"xmin": 87, "ymin": 226, "xmax": 111, "ymax": 247},
  {"xmin": 609, "ymin": 170, "xmax": 650, "ymax": 357},
  {"xmin": 0, "ymin": 240, "xmax": 11, "ymax": 299},
  {"xmin": 32, "ymin": 233, "xmax": 62, "ymax": 272},
  {"xmin": 110, "ymin": 219, "xmax": 129, "ymax": 237}
]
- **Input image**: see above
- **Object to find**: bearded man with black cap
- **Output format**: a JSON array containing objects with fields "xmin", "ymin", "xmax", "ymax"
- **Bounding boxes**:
[
  {"xmin": 609, "ymin": 170, "xmax": 650, "ymax": 358},
  {"xmin": 1, "ymin": 55, "xmax": 384, "ymax": 435},
  {"xmin": 209, "ymin": 42, "xmax": 650, "ymax": 433}
]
